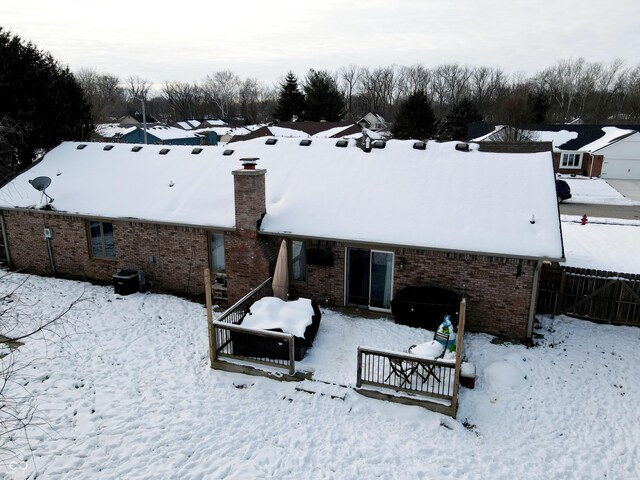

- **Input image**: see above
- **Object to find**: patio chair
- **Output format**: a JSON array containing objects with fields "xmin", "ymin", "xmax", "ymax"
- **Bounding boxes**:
[
  {"xmin": 433, "ymin": 330, "xmax": 450, "ymax": 358},
  {"xmin": 384, "ymin": 356, "xmax": 418, "ymax": 388},
  {"xmin": 417, "ymin": 330, "xmax": 450, "ymax": 383}
]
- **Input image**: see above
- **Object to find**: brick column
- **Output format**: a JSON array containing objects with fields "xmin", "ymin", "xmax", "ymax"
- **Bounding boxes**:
[{"xmin": 226, "ymin": 164, "xmax": 270, "ymax": 302}]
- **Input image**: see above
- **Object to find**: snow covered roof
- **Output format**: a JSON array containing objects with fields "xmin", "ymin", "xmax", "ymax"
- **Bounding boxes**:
[
  {"xmin": 95, "ymin": 123, "xmax": 137, "ymax": 138},
  {"xmin": 139, "ymin": 125, "xmax": 202, "ymax": 140},
  {"xmin": 176, "ymin": 120, "xmax": 201, "ymax": 130},
  {"xmin": 581, "ymin": 127, "xmax": 636, "ymax": 152},
  {"xmin": 0, "ymin": 139, "xmax": 564, "ymax": 260},
  {"xmin": 469, "ymin": 123, "xmax": 640, "ymax": 152}
]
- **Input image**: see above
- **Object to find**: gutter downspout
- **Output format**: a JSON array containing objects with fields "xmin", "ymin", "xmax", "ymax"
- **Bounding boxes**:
[{"xmin": 45, "ymin": 236, "xmax": 56, "ymax": 274}]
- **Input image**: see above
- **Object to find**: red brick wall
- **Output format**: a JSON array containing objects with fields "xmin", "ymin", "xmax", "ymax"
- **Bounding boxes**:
[
  {"xmin": 2, "ymin": 207, "xmax": 537, "ymax": 340},
  {"xmin": 553, "ymin": 152, "xmax": 603, "ymax": 177},
  {"xmin": 284, "ymin": 239, "xmax": 537, "ymax": 341},
  {"xmin": 1, "ymin": 210, "xmax": 210, "ymax": 295}
]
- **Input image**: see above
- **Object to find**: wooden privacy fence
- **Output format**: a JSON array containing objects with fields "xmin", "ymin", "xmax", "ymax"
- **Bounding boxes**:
[
  {"xmin": 537, "ymin": 265, "xmax": 640, "ymax": 326},
  {"xmin": 205, "ymin": 273, "xmax": 303, "ymax": 379},
  {"xmin": 356, "ymin": 298, "xmax": 466, "ymax": 417}
]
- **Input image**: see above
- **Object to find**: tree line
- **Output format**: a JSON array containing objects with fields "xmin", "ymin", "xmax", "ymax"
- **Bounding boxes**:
[
  {"xmin": 76, "ymin": 58, "xmax": 640, "ymax": 128},
  {"xmin": 3, "ymin": 26, "xmax": 640, "ymax": 178}
]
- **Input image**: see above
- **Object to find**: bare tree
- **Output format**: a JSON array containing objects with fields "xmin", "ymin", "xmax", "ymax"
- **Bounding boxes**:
[
  {"xmin": 339, "ymin": 65, "xmax": 364, "ymax": 120},
  {"xmin": 124, "ymin": 75, "xmax": 152, "ymax": 102},
  {"xmin": 75, "ymin": 68, "xmax": 124, "ymax": 123},
  {"xmin": 162, "ymin": 81, "xmax": 204, "ymax": 121},
  {"xmin": 469, "ymin": 66, "xmax": 506, "ymax": 120},
  {"xmin": 0, "ymin": 272, "xmax": 88, "ymax": 470},
  {"xmin": 396, "ymin": 64, "xmax": 432, "ymax": 100},
  {"xmin": 358, "ymin": 66, "xmax": 398, "ymax": 118},
  {"xmin": 203, "ymin": 70, "xmax": 240, "ymax": 121}
]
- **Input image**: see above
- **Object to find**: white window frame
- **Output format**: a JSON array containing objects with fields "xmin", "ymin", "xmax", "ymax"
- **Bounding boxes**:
[
  {"xmin": 291, "ymin": 240, "xmax": 307, "ymax": 282},
  {"xmin": 210, "ymin": 232, "xmax": 225, "ymax": 272},
  {"xmin": 560, "ymin": 152, "xmax": 583, "ymax": 169}
]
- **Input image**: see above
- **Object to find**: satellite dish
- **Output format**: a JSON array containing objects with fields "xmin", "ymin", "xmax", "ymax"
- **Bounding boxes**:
[
  {"xmin": 29, "ymin": 176, "xmax": 52, "ymax": 191},
  {"xmin": 29, "ymin": 176, "xmax": 54, "ymax": 203}
]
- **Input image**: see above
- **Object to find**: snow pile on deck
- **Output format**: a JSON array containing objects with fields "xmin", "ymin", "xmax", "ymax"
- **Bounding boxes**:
[{"xmin": 241, "ymin": 297, "xmax": 314, "ymax": 337}]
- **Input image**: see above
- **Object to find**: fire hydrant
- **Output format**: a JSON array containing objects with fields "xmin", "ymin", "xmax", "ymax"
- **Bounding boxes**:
[{"xmin": 581, "ymin": 214, "xmax": 588, "ymax": 225}]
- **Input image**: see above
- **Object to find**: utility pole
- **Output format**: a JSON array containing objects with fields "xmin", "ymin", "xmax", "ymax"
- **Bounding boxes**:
[{"xmin": 134, "ymin": 96, "xmax": 148, "ymax": 145}]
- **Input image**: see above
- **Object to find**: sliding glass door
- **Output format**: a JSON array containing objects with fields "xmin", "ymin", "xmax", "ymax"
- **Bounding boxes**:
[{"xmin": 346, "ymin": 248, "xmax": 394, "ymax": 311}]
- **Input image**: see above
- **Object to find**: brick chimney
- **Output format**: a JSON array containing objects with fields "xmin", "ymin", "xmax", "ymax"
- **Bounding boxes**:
[
  {"xmin": 232, "ymin": 158, "xmax": 266, "ymax": 236},
  {"xmin": 227, "ymin": 158, "xmax": 270, "ymax": 303}
]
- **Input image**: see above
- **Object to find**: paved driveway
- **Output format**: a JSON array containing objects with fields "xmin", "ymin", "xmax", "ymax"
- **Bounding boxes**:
[{"xmin": 606, "ymin": 180, "xmax": 640, "ymax": 202}]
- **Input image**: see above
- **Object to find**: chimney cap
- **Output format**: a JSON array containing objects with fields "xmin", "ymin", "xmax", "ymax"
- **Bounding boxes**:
[{"xmin": 239, "ymin": 157, "xmax": 260, "ymax": 170}]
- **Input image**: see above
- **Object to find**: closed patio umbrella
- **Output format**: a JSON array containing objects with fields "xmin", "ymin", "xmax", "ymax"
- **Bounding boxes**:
[{"xmin": 272, "ymin": 239, "xmax": 289, "ymax": 301}]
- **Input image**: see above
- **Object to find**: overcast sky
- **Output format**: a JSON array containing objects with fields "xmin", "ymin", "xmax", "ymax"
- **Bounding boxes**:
[{"xmin": 3, "ymin": 0, "xmax": 639, "ymax": 89}]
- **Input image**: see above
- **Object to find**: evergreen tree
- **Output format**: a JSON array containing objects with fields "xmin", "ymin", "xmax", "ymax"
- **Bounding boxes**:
[
  {"xmin": 527, "ymin": 90, "xmax": 550, "ymax": 124},
  {"xmin": 302, "ymin": 70, "xmax": 345, "ymax": 121},
  {"xmin": 272, "ymin": 71, "xmax": 305, "ymax": 122},
  {"xmin": 0, "ymin": 27, "xmax": 92, "ymax": 180},
  {"xmin": 392, "ymin": 90, "xmax": 437, "ymax": 140},
  {"xmin": 436, "ymin": 97, "xmax": 483, "ymax": 141}
]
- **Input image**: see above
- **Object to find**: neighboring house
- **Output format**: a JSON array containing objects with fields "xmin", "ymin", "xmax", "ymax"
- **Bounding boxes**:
[
  {"xmin": 228, "ymin": 122, "xmax": 362, "ymax": 143},
  {"xmin": 587, "ymin": 130, "xmax": 640, "ymax": 180},
  {"xmin": 469, "ymin": 123, "xmax": 640, "ymax": 179},
  {"xmin": 175, "ymin": 120, "xmax": 202, "ymax": 130},
  {"xmin": 175, "ymin": 119, "xmax": 228, "ymax": 130},
  {"xmin": 0, "ymin": 139, "xmax": 564, "ymax": 342},
  {"xmin": 117, "ymin": 112, "xmax": 160, "ymax": 125},
  {"xmin": 120, "ymin": 125, "xmax": 203, "ymax": 145},
  {"xmin": 358, "ymin": 112, "xmax": 388, "ymax": 132}
]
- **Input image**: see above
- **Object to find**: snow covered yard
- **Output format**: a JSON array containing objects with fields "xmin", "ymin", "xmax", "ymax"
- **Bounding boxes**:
[{"xmin": 1, "ymin": 272, "xmax": 639, "ymax": 479}]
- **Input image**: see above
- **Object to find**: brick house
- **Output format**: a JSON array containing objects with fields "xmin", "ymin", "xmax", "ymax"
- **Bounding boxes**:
[
  {"xmin": 469, "ymin": 123, "xmax": 640, "ymax": 178},
  {"xmin": 0, "ymin": 139, "xmax": 564, "ymax": 342}
]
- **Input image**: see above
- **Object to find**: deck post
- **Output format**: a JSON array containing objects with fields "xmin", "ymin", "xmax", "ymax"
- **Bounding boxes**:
[
  {"xmin": 451, "ymin": 298, "xmax": 466, "ymax": 417},
  {"xmin": 204, "ymin": 268, "xmax": 217, "ymax": 367}
]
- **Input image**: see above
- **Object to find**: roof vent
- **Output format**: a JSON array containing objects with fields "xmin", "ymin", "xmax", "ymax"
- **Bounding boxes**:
[
  {"xmin": 371, "ymin": 140, "xmax": 386, "ymax": 149},
  {"xmin": 103, "ymin": 145, "xmax": 114, "ymax": 151},
  {"xmin": 413, "ymin": 141, "xmax": 427, "ymax": 150},
  {"xmin": 223, "ymin": 149, "xmax": 234, "ymax": 156},
  {"xmin": 76, "ymin": 144, "xmax": 87, "ymax": 150},
  {"xmin": 299, "ymin": 139, "xmax": 312, "ymax": 146},
  {"xmin": 335, "ymin": 139, "xmax": 348, "ymax": 148},
  {"xmin": 455, "ymin": 143, "xmax": 470, "ymax": 152},
  {"xmin": 191, "ymin": 148, "xmax": 203, "ymax": 154},
  {"xmin": 131, "ymin": 146, "xmax": 143, "ymax": 152},
  {"xmin": 265, "ymin": 138, "xmax": 278, "ymax": 145},
  {"xmin": 240, "ymin": 157, "xmax": 259, "ymax": 170},
  {"xmin": 159, "ymin": 148, "xmax": 170, "ymax": 155}
]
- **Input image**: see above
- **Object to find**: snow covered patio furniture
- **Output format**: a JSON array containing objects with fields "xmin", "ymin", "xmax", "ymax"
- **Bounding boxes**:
[
  {"xmin": 231, "ymin": 297, "xmax": 321, "ymax": 361},
  {"xmin": 356, "ymin": 298, "xmax": 468, "ymax": 417},
  {"xmin": 206, "ymin": 275, "xmax": 319, "ymax": 379}
]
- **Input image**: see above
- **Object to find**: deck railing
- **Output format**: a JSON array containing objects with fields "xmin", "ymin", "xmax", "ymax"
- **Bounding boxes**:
[
  {"xmin": 356, "ymin": 298, "xmax": 466, "ymax": 417},
  {"xmin": 357, "ymin": 347, "xmax": 456, "ymax": 399},
  {"xmin": 205, "ymin": 274, "xmax": 297, "ymax": 375}
]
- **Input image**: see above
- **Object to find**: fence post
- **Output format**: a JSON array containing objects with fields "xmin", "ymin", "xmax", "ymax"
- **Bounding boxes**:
[
  {"xmin": 356, "ymin": 347, "xmax": 363, "ymax": 388},
  {"xmin": 204, "ymin": 268, "xmax": 217, "ymax": 367},
  {"xmin": 556, "ymin": 268, "xmax": 567, "ymax": 315},
  {"xmin": 288, "ymin": 337, "xmax": 296, "ymax": 375}
]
